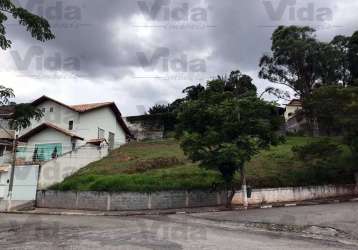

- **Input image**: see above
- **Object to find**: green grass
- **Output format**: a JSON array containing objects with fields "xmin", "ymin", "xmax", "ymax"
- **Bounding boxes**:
[{"xmin": 51, "ymin": 137, "xmax": 357, "ymax": 192}]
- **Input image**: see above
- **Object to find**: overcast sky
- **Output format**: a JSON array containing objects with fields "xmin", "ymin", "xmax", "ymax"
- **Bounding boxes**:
[{"xmin": 1, "ymin": 0, "xmax": 358, "ymax": 116}]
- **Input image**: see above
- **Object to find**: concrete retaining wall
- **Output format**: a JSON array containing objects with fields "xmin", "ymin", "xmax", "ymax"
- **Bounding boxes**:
[
  {"xmin": 233, "ymin": 185, "xmax": 358, "ymax": 205},
  {"xmin": 38, "ymin": 144, "xmax": 108, "ymax": 190},
  {"xmin": 36, "ymin": 184, "xmax": 358, "ymax": 211},
  {"xmin": 36, "ymin": 190, "xmax": 227, "ymax": 211}
]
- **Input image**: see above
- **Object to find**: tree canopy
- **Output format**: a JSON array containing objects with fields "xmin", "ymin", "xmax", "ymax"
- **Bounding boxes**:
[
  {"xmin": 304, "ymin": 85, "xmax": 358, "ymax": 155},
  {"xmin": 176, "ymin": 71, "xmax": 283, "ymax": 207},
  {"xmin": 0, "ymin": 0, "xmax": 54, "ymax": 131},
  {"xmin": 0, "ymin": 0, "xmax": 55, "ymax": 50},
  {"xmin": 259, "ymin": 25, "xmax": 358, "ymax": 100}
]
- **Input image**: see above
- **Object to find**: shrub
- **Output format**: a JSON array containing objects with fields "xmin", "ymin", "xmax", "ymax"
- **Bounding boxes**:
[{"xmin": 292, "ymin": 139, "xmax": 342, "ymax": 161}]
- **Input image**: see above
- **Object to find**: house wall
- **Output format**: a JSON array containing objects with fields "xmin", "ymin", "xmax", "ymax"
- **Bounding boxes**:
[
  {"xmin": 19, "ymin": 100, "xmax": 80, "ymax": 136},
  {"xmin": 77, "ymin": 107, "xmax": 126, "ymax": 149},
  {"xmin": 38, "ymin": 144, "xmax": 109, "ymax": 190},
  {"xmin": 284, "ymin": 105, "xmax": 302, "ymax": 121},
  {"xmin": 19, "ymin": 100, "xmax": 126, "ymax": 149},
  {"xmin": 0, "ymin": 165, "xmax": 39, "ymax": 211},
  {"xmin": 19, "ymin": 128, "xmax": 74, "ymax": 161}
]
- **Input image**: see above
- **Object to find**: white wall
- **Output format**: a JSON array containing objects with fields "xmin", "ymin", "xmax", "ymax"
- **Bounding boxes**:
[
  {"xmin": 38, "ymin": 144, "xmax": 109, "ymax": 189},
  {"xmin": 284, "ymin": 105, "xmax": 302, "ymax": 121},
  {"xmin": 19, "ymin": 100, "xmax": 80, "ymax": 136},
  {"xmin": 233, "ymin": 185, "xmax": 358, "ymax": 205},
  {"xmin": 20, "ymin": 128, "xmax": 75, "ymax": 161},
  {"xmin": 77, "ymin": 107, "xmax": 126, "ymax": 149},
  {"xmin": 18, "ymin": 101, "xmax": 126, "ymax": 149},
  {"xmin": 0, "ymin": 165, "xmax": 39, "ymax": 211}
]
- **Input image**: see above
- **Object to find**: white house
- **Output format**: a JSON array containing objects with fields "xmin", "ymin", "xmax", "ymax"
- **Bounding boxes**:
[
  {"xmin": 284, "ymin": 99, "xmax": 302, "ymax": 121},
  {"xmin": 16, "ymin": 96, "xmax": 132, "ymax": 162}
]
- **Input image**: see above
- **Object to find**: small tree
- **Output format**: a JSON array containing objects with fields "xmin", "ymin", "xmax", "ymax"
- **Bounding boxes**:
[{"xmin": 176, "ymin": 72, "xmax": 283, "ymax": 208}]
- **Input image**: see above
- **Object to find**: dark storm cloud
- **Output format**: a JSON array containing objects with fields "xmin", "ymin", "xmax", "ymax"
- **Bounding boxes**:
[
  {"xmin": 2, "ymin": 0, "xmax": 358, "ymax": 114},
  {"xmin": 5, "ymin": 0, "xmax": 350, "ymax": 76}
]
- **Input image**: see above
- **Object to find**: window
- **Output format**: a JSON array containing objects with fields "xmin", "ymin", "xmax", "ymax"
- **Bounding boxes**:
[
  {"xmin": 41, "ymin": 108, "xmax": 46, "ymax": 113},
  {"xmin": 98, "ymin": 128, "xmax": 105, "ymax": 139},
  {"xmin": 50, "ymin": 107, "xmax": 54, "ymax": 112},
  {"xmin": 108, "ymin": 132, "xmax": 115, "ymax": 151},
  {"xmin": 68, "ymin": 120, "xmax": 74, "ymax": 130}
]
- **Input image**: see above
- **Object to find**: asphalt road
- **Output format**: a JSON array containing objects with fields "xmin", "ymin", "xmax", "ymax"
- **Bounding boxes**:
[
  {"xmin": 0, "ymin": 208, "xmax": 355, "ymax": 250},
  {"xmin": 193, "ymin": 201, "xmax": 358, "ymax": 239}
]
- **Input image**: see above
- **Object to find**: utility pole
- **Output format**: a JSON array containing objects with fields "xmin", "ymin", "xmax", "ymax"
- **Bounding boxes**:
[
  {"xmin": 7, "ymin": 135, "xmax": 17, "ymax": 211},
  {"xmin": 240, "ymin": 166, "xmax": 248, "ymax": 209}
]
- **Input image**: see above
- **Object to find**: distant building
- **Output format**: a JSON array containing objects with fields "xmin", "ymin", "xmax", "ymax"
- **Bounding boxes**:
[
  {"xmin": 284, "ymin": 99, "xmax": 302, "ymax": 121},
  {"xmin": 284, "ymin": 99, "xmax": 308, "ymax": 134},
  {"xmin": 124, "ymin": 114, "xmax": 164, "ymax": 141}
]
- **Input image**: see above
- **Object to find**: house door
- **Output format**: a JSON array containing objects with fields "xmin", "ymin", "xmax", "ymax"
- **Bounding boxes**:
[{"xmin": 108, "ymin": 132, "xmax": 115, "ymax": 151}]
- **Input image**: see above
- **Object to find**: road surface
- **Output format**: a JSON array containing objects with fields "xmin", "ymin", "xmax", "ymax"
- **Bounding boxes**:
[{"xmin": 0, "ymin": 206, "xmax": 356, "ymax": 250}]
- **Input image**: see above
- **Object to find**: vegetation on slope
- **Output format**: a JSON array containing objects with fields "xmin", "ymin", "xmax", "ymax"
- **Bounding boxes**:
[{"xmin": 51, "ymin": 137, "xmax": 357, "ymax": 192}]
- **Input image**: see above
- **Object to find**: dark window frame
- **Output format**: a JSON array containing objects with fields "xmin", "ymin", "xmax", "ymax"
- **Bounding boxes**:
[{"xmin": 68, "ymin": 120, "xmax": 74, "ymax": 130}]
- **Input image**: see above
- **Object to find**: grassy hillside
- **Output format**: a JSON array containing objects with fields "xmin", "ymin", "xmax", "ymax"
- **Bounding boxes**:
[{"xmin": 51, "ymin": 137, "xmax": 357, "ymax": 192}]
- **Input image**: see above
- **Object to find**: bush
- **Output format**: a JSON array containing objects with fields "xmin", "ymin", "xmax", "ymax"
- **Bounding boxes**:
[
  {"xmin": 291, "ymin": 139, "xmax": 352, "ymax": 185},
  {"xmin": 292, "ymin": 139, "xmax": 342, "ymax": 161}
]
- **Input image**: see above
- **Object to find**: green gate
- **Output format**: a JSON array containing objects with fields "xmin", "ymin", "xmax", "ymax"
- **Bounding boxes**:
[{"xmin": 35, "ymin": 143, "xmax": 63, "ymax": 161}]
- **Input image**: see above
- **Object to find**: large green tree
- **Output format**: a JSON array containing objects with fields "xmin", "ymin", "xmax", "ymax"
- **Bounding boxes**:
[
  {"xmin": 259, "ymin": 26, "xmax": 322, "ymax": 100},
  {"xmin": 304, "ymin": 86, "xmax": 358, "ymax": 155},
  {"xmin": 176, "ymin": 71, "xmax": 283, "ymax": 208},
  {"xmin": 348, "ymin": 31, "xmax": 358, "ymax": 85}
]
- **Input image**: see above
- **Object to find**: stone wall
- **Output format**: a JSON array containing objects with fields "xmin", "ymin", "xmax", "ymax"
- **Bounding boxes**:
[
  {"xmin": 233, "ymin": 184, "xmax": 358, "ymax": 205},
  {"xmin": 36, "ymin": 190, "xmax": 226, "ymax": 211}
]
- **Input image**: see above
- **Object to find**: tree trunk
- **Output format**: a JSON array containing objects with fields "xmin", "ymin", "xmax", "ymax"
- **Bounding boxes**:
[
  {"xmin": 226, "ymin": 185, "xmax": 236, "ymax": 209},
  {"xmin": 240, "ymin": 166, "xmax": 248, "ymax": 209}
]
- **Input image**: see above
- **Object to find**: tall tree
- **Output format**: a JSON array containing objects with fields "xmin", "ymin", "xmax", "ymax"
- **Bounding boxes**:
[
  {"xmin": 259, "ymin": 26, "xmax": 322, "ymax": 100},
  {"xmin": 348, "ymin": 31, "xmax": 358, "ymax": 85},
  {"xmin": 330, "ymin": 35, "xmax": 351, "ymax": 86},
  {"xmin": 176, "ymin": 71, "xmax": 283, "ymax": 208}
]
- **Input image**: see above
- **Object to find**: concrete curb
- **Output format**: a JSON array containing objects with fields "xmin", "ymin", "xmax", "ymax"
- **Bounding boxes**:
[
  {"xmin": 2, "ymin": 196, "xmax": 357, "ymax": 217},
  {"xmin": 241, "ymin": 196, "xmax": 358, "ymax": 210}
]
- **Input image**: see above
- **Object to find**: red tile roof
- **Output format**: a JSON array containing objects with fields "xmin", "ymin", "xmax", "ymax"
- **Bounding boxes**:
[
  {"xmin": 18, "ymin": 122, "xmax": 84, "ymax": 142},
  {"xmin": 286, "ymin": 99, "xmax": 302, "ymax": 107},
  {"xmin": 70, "ymin": 102, "xmax": 114, "ymax": 112}
]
